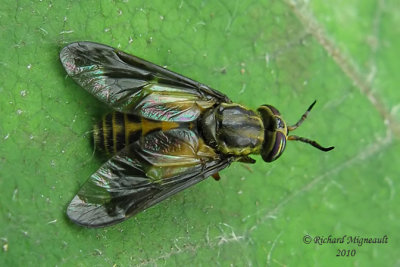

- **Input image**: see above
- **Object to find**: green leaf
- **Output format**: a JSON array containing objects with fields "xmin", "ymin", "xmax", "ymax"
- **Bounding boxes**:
[{"xmin": 1, "ymin": 0, "xmax": 398, "ymax": 265}]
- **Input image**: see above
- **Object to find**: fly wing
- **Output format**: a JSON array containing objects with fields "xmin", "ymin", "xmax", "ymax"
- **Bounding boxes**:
[
  {"xmin": 67, "ymin": 129, "xmax": 234, "ymax": 227},
  {"xmin": 60, "ymin": 41, "xmax": 231, "ymax": 115}
]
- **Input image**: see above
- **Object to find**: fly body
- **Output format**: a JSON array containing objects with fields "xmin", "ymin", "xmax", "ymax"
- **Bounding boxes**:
[{"xmin": 60, "ymin": 42, "xmax": 334, "ymax": 227}]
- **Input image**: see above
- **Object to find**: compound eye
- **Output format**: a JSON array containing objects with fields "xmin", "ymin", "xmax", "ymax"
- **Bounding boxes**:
[
  {"xmin": 265, "ymin": 105, "xmax": 281, "ymax": 116},
  {"xmin": 258, "ymin": 105, "xmax": 282, "ymax": 131},
  {"xmin": 275, "ymin": 117, "xmax": 286, "ymax": 130},
  {"xmin": 262, "ymin": 131, "xmax": 287, "ymax": 162}
]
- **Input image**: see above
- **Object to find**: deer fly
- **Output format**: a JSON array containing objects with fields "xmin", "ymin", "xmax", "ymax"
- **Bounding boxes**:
[{"xmin": 60, "ymin": 42, "xmax": 334, "ymax": 227}]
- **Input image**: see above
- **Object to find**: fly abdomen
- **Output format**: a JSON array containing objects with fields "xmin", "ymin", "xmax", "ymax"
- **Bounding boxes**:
[
  {"xmin": 93, "ymin": 112, "xmax": 182, "ymax": 154},
  {"xmin": 94, "ymin": 112, "xmax": 141, "ymax": 154}
]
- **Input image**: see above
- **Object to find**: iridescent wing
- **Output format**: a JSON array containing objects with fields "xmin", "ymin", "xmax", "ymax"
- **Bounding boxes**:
[
  {"xmin": 60, "ymin": 41, "xmax": 231, "ymax": 119},
  {"xmin": 67, "ymin": 129, "xmax": 234, "ymax": 227}
]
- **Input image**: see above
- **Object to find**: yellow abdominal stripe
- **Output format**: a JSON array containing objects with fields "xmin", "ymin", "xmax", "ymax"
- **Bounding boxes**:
[
  {"xmin": 123, "ymin": 113, "xmax": 140, "ymax": 145},
  {"xmin": 141, "ymin": 119, "xmax": 180, "ymax": 135},
  {"xmin": 102, "ymin": 114, "xmax": 109, "ymax": 154},
  {"xmin": 112, "ymin": 112, "xmax": 124, "ymax": 153}
]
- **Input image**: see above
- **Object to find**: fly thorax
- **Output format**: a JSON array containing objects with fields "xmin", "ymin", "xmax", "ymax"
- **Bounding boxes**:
[{"xmin": 201, "ymin": 103, "xmax": 264, "ymax": 155}]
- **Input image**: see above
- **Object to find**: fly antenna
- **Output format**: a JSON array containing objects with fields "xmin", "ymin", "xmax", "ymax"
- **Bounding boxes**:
[
  {"xmin": 288, "ymin": 100, "xmax": 316, "ymax": 131},
  {"xmin": 288, "ymin": 135, "xmax": 334, "ymax": 151}
]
